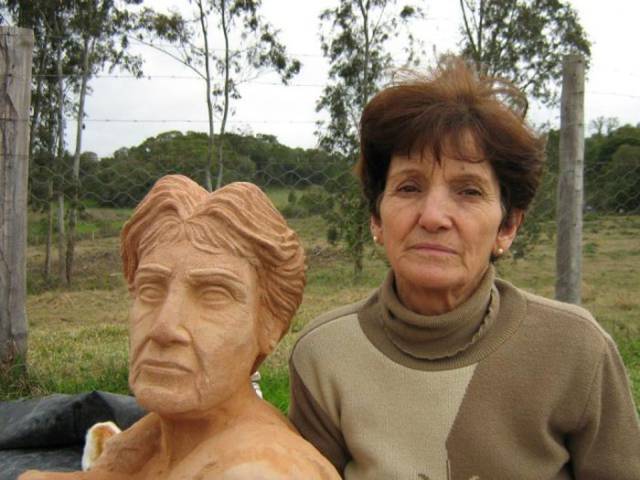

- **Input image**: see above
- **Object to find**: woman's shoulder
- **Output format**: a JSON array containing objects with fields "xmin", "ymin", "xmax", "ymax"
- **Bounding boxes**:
[
  {"xmin": 289, "ymin": 291, "xmax": 380, "ymax": 374},
  {"xmin": 498, "ymin": 278, "xmax": 612, "ymax": 348},
  {"xmin": 294, "ymin": 293, "xmax": 374, "ymax": 346}
]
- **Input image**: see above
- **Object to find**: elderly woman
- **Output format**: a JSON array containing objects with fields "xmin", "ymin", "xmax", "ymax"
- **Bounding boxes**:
[{"xmin": 289, "ymin": 59, "xmax": 640, "ymax": 479}]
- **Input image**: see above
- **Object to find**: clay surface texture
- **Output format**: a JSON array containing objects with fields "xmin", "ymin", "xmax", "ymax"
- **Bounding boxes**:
[{"xmin": 20, "ymin": 175, "xmax": 340, "ymax": 480}]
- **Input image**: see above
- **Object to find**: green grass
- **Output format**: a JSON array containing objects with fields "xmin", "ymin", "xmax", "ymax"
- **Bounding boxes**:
[
  {"xmin": 265, "ymin": 186, "xmax": 294, "ymax": 211},
  {"xmin": 27, "ymin": 207, "xmax": 132, "ymax": 246},
  {"xmin": 260, "ymin": 367, "xmax": 291, "ymax": 414},
  {"xmin": 3, "ymin": 210, "xmax": 639, "ymax": 418}
]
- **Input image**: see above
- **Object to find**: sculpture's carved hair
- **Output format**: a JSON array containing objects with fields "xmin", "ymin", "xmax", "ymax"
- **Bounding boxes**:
[{"xmin": 121, "ymin": 175, "xmax": 306, "ymax": 354}]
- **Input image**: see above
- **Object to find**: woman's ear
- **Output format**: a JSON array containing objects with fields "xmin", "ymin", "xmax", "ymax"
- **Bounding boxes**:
[
  {"xmin": 370, "ymin": 215, "xmax": 383, "ymax": 245},
  {"xmin": 496, "ymin": 209, "xmax": 524, "ymax": 253}
]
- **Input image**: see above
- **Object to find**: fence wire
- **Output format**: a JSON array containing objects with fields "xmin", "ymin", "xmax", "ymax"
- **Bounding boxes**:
[{"xmin": 24, "ymin": 126, "xmax": 640, "ymax": 308}]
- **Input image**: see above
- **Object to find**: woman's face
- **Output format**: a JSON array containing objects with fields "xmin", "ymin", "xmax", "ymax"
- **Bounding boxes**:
[{"xmin": 371, "ymin": 142, "xmax": 521, "ymax": 314}]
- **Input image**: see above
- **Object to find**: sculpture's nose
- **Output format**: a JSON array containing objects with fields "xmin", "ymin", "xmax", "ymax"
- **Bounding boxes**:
[{"xmin": 148, "ymin": 292, "xmax": 190, "ymax": 346}]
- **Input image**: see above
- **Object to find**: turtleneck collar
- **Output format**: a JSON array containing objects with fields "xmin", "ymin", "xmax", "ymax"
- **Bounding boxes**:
[
  {"xmin": 379, "ymin": 266, "xmax": 498, "ymax": 360},
  {"xmin": 357, "ymin": 265, "xmax": 526, "ymax": 371}
]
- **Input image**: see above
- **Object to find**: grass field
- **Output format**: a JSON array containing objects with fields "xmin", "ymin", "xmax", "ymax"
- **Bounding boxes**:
[{"xmin": 2, "ymin": 205, "xmax": 639, "ymax": 416}]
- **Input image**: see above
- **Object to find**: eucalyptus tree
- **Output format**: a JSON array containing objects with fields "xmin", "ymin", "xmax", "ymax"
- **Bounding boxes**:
[
  {"xmin": 3, "ymin": 1, "xmax": 144, "ymax": 286},
  {"xmin": 61, "ymin": 0, "xmax": 144, "ymax": 285},
  {"xmin": 317, "ymin": 0, "xmax": 422, "ymax": 275},
  {"xmin": 139, "ymin": 0, "xmax": 300, "ymax": 191},
  {"xmin": 458, "ymin": 0, "xmax": 591, "ymax": 105},
  {"xmin": 3, "ymin": 0, "xmax": 78, "ymax": 282}
]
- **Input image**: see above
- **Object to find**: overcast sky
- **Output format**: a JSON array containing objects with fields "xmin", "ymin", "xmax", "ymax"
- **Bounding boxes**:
[{"xmin": 73, "ymin": 0, "xmax": 640, "ymax": 158}]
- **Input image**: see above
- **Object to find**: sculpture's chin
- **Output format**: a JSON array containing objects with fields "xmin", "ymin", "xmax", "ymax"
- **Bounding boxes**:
[{"xmin": 134, "ymin": 384, "xmax": 200, "ymax": 417}]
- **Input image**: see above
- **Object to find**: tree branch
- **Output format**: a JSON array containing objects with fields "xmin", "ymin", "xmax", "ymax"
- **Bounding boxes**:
[
  {"xmin": 132, "ymin": 37, "xmax": 205, "ymax": 79},
  {"xmin": 460, "ymin": 0, "xmax": 478, "ymax": 64}
]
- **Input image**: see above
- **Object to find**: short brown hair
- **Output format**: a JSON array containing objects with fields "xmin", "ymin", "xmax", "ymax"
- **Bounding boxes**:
[
  {"xmin": 121, "ymin": 175, "xmax": 306, "ymax": 359},
  {"xmin": 357, "ymin": 57, "xmax": 545, "ymax": 221}
]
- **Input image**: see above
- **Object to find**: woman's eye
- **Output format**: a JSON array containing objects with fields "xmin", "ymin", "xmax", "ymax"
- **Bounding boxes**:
[
  {"xmin": 138, "ymin": 284, "xmax": 165, "ymax": 303},
  {"xmin": 460, "ymin": 187, "xmax": 482, "ymax": 197},
  {"xmin": 397, "ymin": 183, "xmax": 419, "ymax": 193}
]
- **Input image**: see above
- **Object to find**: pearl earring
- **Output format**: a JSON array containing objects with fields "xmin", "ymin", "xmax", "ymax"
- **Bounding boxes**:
[
  {"xmin": 373, "ymin": 235, "xmax": 379, "ymax": 243},
  {"xmin": 496, "ymin": 247, "xmax": 504, "ymax": 256}
]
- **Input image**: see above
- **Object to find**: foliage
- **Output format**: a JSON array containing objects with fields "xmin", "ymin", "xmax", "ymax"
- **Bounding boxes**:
[
  {"xmin": 316, "ymin": 0, "xmax": 422, "ymax": 275},
  {"xmin": 458, "ymin": 0, "xmax": 591, "ymax": 105},
  {"xmin": 48, "ymin": 130, "xmax": 341, "ymax": 208},
  {"xmin": 510, "ymin": 129, "xmax": 558, "ymax": 259},
  {"xmin": 512, "ymin": 124, "xmax": 640, "ymax": 259},
  {"xmin": 585, "ymin": 124, "xmax": 640, "ymax": 213},
  {"xmin": 604, "ymin": 145, "xmax": 640, "ymax": 211}
]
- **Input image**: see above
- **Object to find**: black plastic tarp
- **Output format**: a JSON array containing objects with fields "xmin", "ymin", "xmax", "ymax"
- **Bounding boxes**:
[{"xmin": 0, "ymin": 391, "xmax": 145, "ymax": 480}]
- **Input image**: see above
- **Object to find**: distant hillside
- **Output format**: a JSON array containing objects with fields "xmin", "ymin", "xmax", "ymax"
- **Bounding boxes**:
[{"xmin": 30, "ymin": 130, "xmax": 345, "ymax": 208}]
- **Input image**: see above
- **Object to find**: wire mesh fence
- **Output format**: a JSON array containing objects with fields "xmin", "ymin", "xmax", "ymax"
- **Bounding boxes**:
[
  {"xmin": 25, "ymin": 125, "xmax": 640, "ymax": 290},
  {"xmin": 16, "ymin": 121, "xmax": 640, "ymax": 407}
]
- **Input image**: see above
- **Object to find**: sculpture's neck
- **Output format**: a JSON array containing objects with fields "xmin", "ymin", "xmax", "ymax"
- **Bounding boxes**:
[{"xmin": 158, "ymin": 382, "xmax": 261, "ymax": 466}]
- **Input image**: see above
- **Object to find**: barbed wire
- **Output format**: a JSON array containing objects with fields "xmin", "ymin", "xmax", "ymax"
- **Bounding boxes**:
[
  {"xmin": 26, "ymin": 72, "xmax": 640, "ymax": 99},
  {"xmin": 588, "ymin": 91, "xmax": 640, "ymax": 100},
  {"xmin": 31, "ymin": 72, "xmax": 325, "ymax": 87},
  {"xmin": 76, "ymin": 118, "xmax": 316, "ymax": 124}
]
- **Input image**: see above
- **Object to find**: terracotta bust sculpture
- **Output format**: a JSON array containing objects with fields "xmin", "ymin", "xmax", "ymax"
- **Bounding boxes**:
[{"xmin": 20, "ymin": 175, "xmax": 340, "ymax": 480}]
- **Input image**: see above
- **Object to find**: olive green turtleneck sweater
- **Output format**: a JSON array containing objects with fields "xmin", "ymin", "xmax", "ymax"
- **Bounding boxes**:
[{"xmin": 289, "ymin": 267, "xmax": 640, "ymax": 479}]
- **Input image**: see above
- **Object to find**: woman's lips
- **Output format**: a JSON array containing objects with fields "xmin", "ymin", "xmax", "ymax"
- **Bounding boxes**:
[{"xmin": 411, "ymin": 243, "xmax": 457, "ymax": 255}]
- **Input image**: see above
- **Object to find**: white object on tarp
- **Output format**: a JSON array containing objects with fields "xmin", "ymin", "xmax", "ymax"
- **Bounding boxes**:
[
  {"xmin": 251, "ymin": 371, "xmax": 263, "ymax": 398},
  {"xmin": 81, "ymin": 421, "xmax": 121, "ymax": 471}
]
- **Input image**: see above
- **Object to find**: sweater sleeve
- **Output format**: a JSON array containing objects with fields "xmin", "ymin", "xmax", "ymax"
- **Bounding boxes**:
[
  {"xmin": 568, "ymin": 336, "xmax": 640, "ymax": 478},
  {"xmin": 288, "ymin": 360, "xmax": 350, "ymax": 475}
]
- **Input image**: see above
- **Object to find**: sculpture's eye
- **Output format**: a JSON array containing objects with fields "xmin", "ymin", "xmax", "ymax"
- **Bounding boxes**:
[
  {"xmin": 137, "ymin": 283, "xmax": 165, "ymax": 303},
  {"xmin": 199, "ymin": 286, "xmax": 233, "ymax": 306}
]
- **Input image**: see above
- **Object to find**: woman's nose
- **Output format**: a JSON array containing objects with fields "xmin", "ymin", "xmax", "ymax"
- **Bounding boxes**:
[
  {"xmin": 148, "ymin": 294, "xmax": 190, "ymax": 346},
  {"xmin": 417, "ymin": 188, "xmax": 453, "ymax": 232}
]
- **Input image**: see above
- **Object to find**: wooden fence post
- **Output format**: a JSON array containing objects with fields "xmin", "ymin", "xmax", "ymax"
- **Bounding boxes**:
[
  {"xmin": 0, "ymin": 27, "xmax": 34, "ymax": 372},
  {"xmin": 555, "ymin": 54, "xmax": 585, "ymax": 304}
]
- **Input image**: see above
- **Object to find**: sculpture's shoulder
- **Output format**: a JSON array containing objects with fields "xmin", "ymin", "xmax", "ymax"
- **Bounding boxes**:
[
  {"xmin": 209, "ymin": 448, "xmax": 340, "ymax": 480},
  {"xmin": 90, "ymin": 413, "xmax": 161, "ymax": 474},
  {"xmin": 18, "ymin": 470, "xmax": 120, "ymax": 480},
  {"xmin": 212, "ymin": 458, "xmax": 337, "ymax": 480},
  {"xmin": 199, "ymin": 448, "xmax": 340, "ymax": 480},
  {"xmin": 196, "ymin": 411, "xmax": 340, "ymax": 480}
]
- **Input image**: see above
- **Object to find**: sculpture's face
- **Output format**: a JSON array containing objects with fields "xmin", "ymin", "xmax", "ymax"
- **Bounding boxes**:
[{"xmin": 128, "ymin": 239, "xmax": 261, "ymax": 417}]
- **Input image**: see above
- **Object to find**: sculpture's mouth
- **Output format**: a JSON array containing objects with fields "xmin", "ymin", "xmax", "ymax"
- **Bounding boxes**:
[{"xmin": 138, "ymin": 359, "xmax": 192, "ymax": 374}]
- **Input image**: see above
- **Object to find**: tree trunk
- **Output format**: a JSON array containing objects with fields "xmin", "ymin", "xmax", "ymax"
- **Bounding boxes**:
[
  {"xmin": 28, "ymin": 62, "xmax": 44, "ymax": 160},
  {"xmin": 44, "ymin": 108, "xmax": 57, "ymax": 281},
  {"xmin": 55, "ymin": 37, "xmax": 67, "ymax": 282},
  {"xmin": 358, "ymin": 0, "xmax": 370, "ymax": 109},
  {"xmin": 65, "ymin": 36, "xmax": 92, "ymax": 286},
  {"xmin": 44, "ymin": 179, "xmax": 53, "ymax": 280},
  {"xmin": 57, "ymin": 193, "xmax": 65, "ymax": 281},
  {"xmin": 197, "ymin": 0, "xmax": 216, "ymax": 192},
  {"xmin": 352, "ymin": 0, "xmax": 372, "ymax": 277},
  {"xmin": 459, "ymin": 0, "xmax": 481, "ymax": 70},
  {"xmin": 28, "ymin": 43, "xmax": 46, "ymax": 204},
  {"xmin": 0, "ymin": 27, "xmax": 34, "ymax": 373},
  {"xmin": 216, "ymin": 0, "xmax": 231, "ymax": 190}
]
